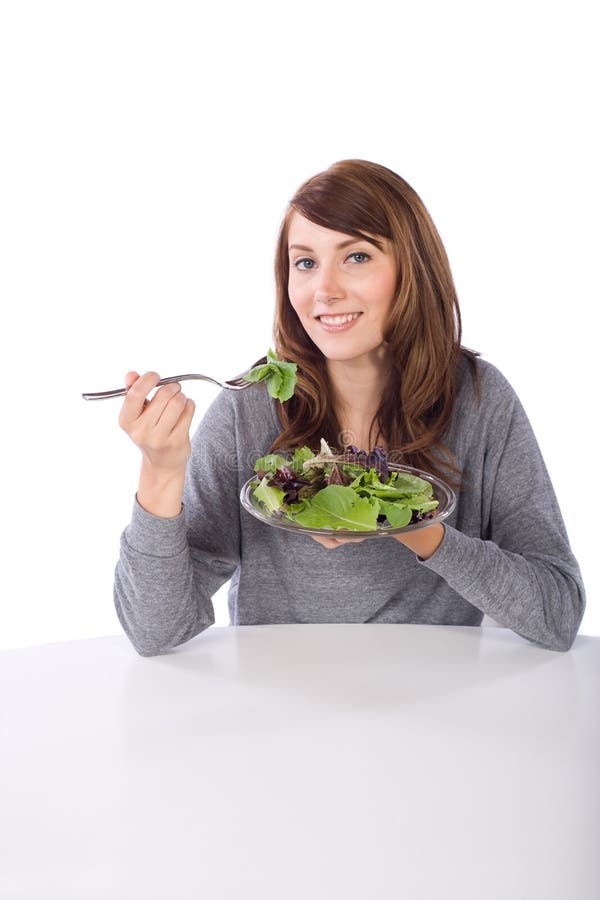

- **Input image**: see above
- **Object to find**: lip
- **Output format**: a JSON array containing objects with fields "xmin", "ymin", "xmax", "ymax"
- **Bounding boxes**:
[{"xmin": 315, "ymin": 312, "xmax": 362, "ymax": 332}]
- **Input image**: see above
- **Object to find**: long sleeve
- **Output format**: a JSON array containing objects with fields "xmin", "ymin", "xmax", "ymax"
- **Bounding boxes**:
[
  {"xmin": 421, "ymin": 365, "xmax": 585, "ymax": 651},
  {"xmin": 113, "ymin": 391, "xmax": 242, "ymax": 656}
]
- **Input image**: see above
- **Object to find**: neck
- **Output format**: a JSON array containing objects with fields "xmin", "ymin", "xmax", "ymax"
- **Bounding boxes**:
[{"xmin": 326, "ymin": 349, "xmax": 390, "ymax": 448}]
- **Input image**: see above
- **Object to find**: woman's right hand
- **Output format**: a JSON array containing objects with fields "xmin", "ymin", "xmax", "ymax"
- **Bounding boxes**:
[{"xmin": 119, "ymin": 371, "xmax": 196, "ymax": 517}]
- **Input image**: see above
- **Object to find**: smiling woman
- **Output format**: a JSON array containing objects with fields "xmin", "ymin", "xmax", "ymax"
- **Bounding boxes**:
[{"xmin": 113, "ymin": 159, "xmax": 586, "ymax": 655}]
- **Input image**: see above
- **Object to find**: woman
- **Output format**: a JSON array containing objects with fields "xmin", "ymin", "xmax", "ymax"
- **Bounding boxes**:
[{"xmin": 115, "ymin": 160, "xmax": 585, "ymax": 654}]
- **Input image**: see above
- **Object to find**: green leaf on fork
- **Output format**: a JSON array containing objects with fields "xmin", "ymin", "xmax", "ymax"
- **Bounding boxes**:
[{"xmin": 242, "ymin": 349, "xmax": 297, "ymax": 402}]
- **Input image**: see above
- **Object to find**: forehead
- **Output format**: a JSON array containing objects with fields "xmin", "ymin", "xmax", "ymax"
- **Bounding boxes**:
[{"xmin": 287, "ymin": 211, "xmax": 378, "ymax": 249}]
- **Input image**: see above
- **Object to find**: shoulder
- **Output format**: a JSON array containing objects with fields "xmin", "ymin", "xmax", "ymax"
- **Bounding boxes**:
[
  {"xmin": 449, "ymin": 354, "xmax": 526, "ymax": 459},
  {"xmin": 456, "ymin": 353, "xmax": 520, "ymax": 415}
]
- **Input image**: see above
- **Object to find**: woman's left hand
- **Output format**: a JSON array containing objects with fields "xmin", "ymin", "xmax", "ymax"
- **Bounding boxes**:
[
  {"xmin": 311, "ymin": 522, "xmax": 445, "ymax": 559},
  {"xmin": 310, "ymin": 535, "xmax": 368, "ymax": 549}
]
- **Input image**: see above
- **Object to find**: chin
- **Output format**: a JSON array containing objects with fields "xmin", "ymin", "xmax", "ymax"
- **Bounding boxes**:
[{"xmin": 315, "ymin": 339, "xmax": 386, "ymax": 365}]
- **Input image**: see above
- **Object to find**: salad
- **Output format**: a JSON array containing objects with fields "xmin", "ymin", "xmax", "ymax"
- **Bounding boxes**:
[
  {"xmin": 242, "ymin": 349, "xmax": 297, "ymax": 402},
  {"xmin": 250, "ymin": 440, "xmax": 440, "ymax": 531}
]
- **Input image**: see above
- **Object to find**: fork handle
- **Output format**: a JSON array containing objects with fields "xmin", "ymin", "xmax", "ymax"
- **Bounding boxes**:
[
  {"xmin": 81, "ymin": 387, "xmax": 129, "ymax": 400},
  {"xmin": 81, "ymin": 373, "xmax": 220, "ymax": 401}
]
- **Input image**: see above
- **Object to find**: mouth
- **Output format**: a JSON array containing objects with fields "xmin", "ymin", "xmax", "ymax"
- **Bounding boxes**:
[{"xmin": 315, "ymin": 312, "xmax": 362, "ymax": 330}]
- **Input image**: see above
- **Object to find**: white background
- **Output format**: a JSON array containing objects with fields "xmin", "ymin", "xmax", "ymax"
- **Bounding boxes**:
[{"xmin": 1, "ymin": 0, "xmax": 597, "ymax": 649}]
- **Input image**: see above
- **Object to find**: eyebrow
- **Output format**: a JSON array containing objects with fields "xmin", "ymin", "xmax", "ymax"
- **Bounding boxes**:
[{"xmin": 288, "ymin": 238, "xmax": 373, "ymax": 253}]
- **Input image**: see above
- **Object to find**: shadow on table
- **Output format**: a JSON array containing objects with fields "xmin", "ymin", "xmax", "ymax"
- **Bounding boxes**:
[{"xmin": 115, "ymin": 624, "xmax": 575, "ymax": 748}]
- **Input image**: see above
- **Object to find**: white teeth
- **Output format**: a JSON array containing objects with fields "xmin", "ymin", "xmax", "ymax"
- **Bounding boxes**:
[{"xmin": 319, "ymin": 313, "xmax": 360, "ymax": 325}]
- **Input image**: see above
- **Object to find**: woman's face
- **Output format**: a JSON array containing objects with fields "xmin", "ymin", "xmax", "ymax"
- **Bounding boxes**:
[{"xmin": 287, "ymin": 212, "xmax": 397, "ymax": 365}]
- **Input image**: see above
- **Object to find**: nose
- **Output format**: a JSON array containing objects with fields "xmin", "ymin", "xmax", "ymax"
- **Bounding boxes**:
[{"xmin": 314, "ymin": 262, "xmax": 346, "ymax": 304}]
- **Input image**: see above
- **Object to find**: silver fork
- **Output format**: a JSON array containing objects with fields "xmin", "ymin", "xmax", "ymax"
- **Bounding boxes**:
[{"xmin": 82, "ymin": 370, "xmax": 260, "ymax": 401}]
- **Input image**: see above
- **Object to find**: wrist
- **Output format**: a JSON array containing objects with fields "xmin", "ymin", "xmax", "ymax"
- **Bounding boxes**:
[
  {"xmin": 137, "ymin": 458, "xmax": 186, "ymax": 518},
  {"xmin": 392, "ymin": 523, "xmax": 445, "ymax": 559}
]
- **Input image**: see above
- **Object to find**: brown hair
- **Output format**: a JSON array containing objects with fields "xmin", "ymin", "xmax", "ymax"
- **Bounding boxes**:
[{"xmin": 270, "ymin": 159, "xmax": 477, "ymax": 484}]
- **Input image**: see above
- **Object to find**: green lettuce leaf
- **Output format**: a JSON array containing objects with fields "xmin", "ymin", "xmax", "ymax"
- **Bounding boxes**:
[
  {"xmin": 376, "ymin": 499, "xmax": 412, "ymax": 527},
  {"xmin": 350, "ymin": 468, "xmax": 435, "ymax": 501},
  {"xmin": 253, "ymin": 453, "xmax": 289, "ymax": 473},
  {"xmin": 292, "ymin": 485, "xmax": 380, "ymax": 531},
  {"xmin": 253, "ymin": 476, "xmax": 286, "ymax": 513},
  {"xmin": 243, "ymin": 348, "xmax": 297, "ymax": 402},
  {"xmin": 291, "ymin": 446, "xmax": 316, "ymax": 472}
]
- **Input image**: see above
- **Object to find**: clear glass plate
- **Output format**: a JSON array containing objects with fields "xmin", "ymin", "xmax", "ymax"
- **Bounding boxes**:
[{"xmin": 239, "ymin": 463, "xmax": 456, "ymax": 539}]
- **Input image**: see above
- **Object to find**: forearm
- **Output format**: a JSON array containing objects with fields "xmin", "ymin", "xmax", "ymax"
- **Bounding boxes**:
[
  {"xmin": 114, "ymin": 499, "xmax": 214, "ymax": 656},
  {"xmin": 420, "ymin": 525, "xmax": 585, "ymax": 651}
]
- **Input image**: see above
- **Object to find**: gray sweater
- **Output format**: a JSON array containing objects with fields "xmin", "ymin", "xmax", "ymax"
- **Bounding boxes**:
[{"xmin": 114, "ymin": 357, "xmax": 585, "ymax": 654}]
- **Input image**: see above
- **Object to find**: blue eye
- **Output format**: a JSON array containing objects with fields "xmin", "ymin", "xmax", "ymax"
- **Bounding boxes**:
[
  {"xmin": 294, "ymin": 258, "xmax": 315, "ymax": 270},
  {"xmin": 348, "ymin": 252, "xmax": 370, "ymax": 263}
]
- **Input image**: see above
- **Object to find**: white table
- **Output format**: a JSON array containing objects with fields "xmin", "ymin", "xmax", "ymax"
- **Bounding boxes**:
[{"xmin": 1, "ymin": 624, "xmax": 599, "ymax": 899}]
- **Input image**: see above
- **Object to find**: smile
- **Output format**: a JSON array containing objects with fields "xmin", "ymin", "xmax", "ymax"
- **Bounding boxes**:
[{"xmin": 317, "ymin": 312, "xmax": 362, "ymax": 326}]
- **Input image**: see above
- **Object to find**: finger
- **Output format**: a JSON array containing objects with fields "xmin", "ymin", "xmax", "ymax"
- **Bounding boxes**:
[
  {"xmin": 153, "ymin": 388, "xmax": 188, "ymax": 434},
  {"xmin": 132, "ymin": 370, "xmax": 162, "ymax": 400},
  {"xmin": 125, "ymin": 371, "xmax": 140, "ymax": 391},
  {"xmin": 146, "ymin": 382, "xmax": 183, "ymax": 427},
  {"xmin": 310, "ymin": 535, "xmax": 345, "ymax": 549},
  {"xmin": 310, "ymin": 534, "xmax": 367, "ymax": 549},
  {"xmin": 170, "ymin": 397, "xmax": 196, "ymax": 439},
  {"xmin": 121, "ymin": 371, "xmax": 161, "ymax": 419}
]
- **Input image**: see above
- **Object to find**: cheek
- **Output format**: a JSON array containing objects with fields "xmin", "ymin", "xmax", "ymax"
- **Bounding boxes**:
[
  {"xmin": 287, "ymin": 291, "xmax": 299, "ymax": 316},
  {"xmin": 377, "ymin": 272, "xmax": 398, "ymax": 312},
  {"xmin": 287, "ymin": 281, "xmax": 309, "ymax": 317}
]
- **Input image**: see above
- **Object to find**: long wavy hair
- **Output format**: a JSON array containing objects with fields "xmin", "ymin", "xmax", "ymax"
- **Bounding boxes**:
[{"xmin": 270, "ymin": 159, "xmax": 478, "ymax": 484}]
